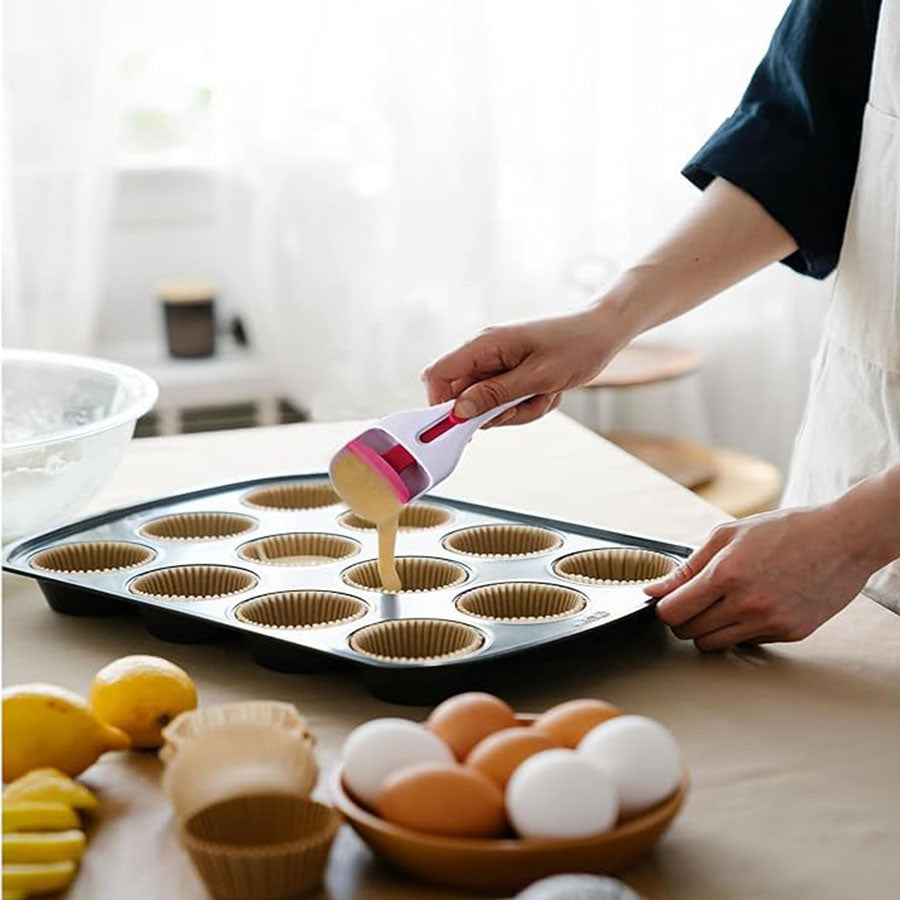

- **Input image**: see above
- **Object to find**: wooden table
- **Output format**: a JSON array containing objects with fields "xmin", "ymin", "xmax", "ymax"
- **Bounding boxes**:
[{"xmin": 4, "ymin": 414, "xmax": 899, "ymax": 899}]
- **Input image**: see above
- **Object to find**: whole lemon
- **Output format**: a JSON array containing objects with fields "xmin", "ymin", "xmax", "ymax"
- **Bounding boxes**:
[
  {"xmin": 2, "ymin": 684, "xmax": 130, "ymax": 782},
  {"xmin": 89, "ymin": 655, "xmax": 197, "ymax": 749}
]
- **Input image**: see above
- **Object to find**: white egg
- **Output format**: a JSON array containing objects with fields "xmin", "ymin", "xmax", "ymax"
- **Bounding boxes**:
[
  {"xmin": 516, "ymin": 874, "xmax": 641, "ymax": 900},
  {"xmin": 578, "ymin": 715, "xmax": 681, "ymax": 817},
  {"xmin": 342, "ymin": 718, "xmax": 453, "ymax": 807},
  {"xmin": 506, "ymin": 748, "xmax": 618, "ymax": 840}
]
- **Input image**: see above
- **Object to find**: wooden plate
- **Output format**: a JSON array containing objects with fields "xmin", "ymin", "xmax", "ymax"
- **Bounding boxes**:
[{"xmin": 331, "ymin": 714, "xmax": 687, "ymax": 895}]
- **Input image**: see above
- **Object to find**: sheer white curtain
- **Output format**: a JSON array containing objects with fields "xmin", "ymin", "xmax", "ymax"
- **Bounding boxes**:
[
  {"xmin": 217, "ymin": 0, "xmax": 829, "ymax": 468},
  {"xmin": 3, "ymin": 0, "xmax": 114, "ymax": 353}
]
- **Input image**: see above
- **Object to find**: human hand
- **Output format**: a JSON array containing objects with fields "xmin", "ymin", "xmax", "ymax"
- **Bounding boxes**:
[
  {"xmin": 421, "ymin": 308, "xmax": 620, "ymax": 427},
  {"xmin": 645, "ymin": 505, "xmax": 876, "ymax": 650}
]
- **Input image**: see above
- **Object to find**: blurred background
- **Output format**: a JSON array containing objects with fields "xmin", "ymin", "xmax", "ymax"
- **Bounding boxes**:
[{"xmin": 3, "ymin": 0, "xmax": 829, "ymax": 513}]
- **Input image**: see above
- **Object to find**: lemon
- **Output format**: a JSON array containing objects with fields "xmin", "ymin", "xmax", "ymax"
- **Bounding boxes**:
[
  {"xmin": 2, "ymin": 830, "xmax": 85, "ymax": 864},
  {"xmin": 89, "ymin": 655, "xmax": 197, "ymax": 749},
  {"xmin": 2, "ymin": 861, "xmax": 76, "ymax": 894},
  {"xmin": 3, "ymin": 769, "xmax": 99, "ymax": 811},
  {"xmin": 2, "ymin": 801, "xmax": 79, "ymax": 832},
  {"xmin": 2, "ymin": 685, "xmax": 130, "ymax": 782}
]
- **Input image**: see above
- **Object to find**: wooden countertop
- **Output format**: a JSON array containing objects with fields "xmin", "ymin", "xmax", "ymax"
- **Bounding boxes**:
[{"xmin": 4, "ymin": 413, "xmax": 899, "ymax": 899}]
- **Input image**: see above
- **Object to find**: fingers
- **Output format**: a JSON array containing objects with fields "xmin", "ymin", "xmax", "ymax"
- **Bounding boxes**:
[
  {"xmin": 693, "ymin": 622, "xmax": 765, "ymax": 652},
  {"xmin": 482, "ymin": 393, "xmax": 561, "ymax": 428},
  {"xmin": 452, "ymin": 363, "xmax": 547, "ymax": 419},
  {"xmin": 670, "ymin": 598, "xmax": 734, "ymax": 640},
  {"xmin": 644, "ymin": 523, "xmax": 734, "ymax": 598},
  {"xmin": 421, "ymin": 333, "xmax": 514, "ymax": 407}
]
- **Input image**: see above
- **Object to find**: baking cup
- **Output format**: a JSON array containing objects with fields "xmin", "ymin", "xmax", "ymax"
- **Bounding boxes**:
[
  {"xmin": 163, "ymin": 723, "xmax": 318, "ymax": 817},
  {"xmin": 242, "ymin": 482, "xmax": 340, "ymax": 511},
  {"xmin": 30, "ymin": 541, "xmax": 155, "ymax": 574},
  {"xmin": 140, "ymin": 512, "xmax": 257, "ymax": 541},
  {"xmin": 349, "ymin": 618, "xmax": 484, "ymax": 663},
  {"xmin": 180, "ymin": 793, "xmax": 340, "ymax": 900},
  {"xmin": 129, "ymin": 565, "xmax": 257, "ymax": 600},
  {"xmin": 160, "ymin": 701, "xmax": 313, "ymax": 765},
  {"xmin": 455, "ymin": 582, "xmax": 587, "ymax": 623},
  {"xmin": 235, "ymin": 591, "xmax": 367, "ymax": 630},
  {"xmin": 442, "ymin": 524, "xmax": 563, "ymax": 559},
  {"xmin": 342, "ymin": 557, "xmax": 468, "ymax": 594},
  {"xmin": 237, "ymin": 533, "xmax": 359, "ymax": 567},
  {"xmin": 338, "ymin": 503, "xmax": 453, "ymax": 532},
  {"xmin": 553, "ymin": 548, "xmax": 678, "ymax": 585}
]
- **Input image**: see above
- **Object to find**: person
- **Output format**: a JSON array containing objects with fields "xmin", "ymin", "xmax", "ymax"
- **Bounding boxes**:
[{"xmin": 422, "ymin": 0, "xmax": 900, "ymax": 650}]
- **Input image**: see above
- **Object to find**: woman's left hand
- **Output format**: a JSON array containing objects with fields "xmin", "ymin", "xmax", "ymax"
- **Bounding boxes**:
[{"xmin": 645, "ymin": 505, "xmax": 875, "ymax": 650}]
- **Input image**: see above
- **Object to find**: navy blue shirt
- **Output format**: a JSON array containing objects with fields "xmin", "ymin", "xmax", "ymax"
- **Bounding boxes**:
[{"xmin": 683, "ymin": 0, "xmax": 882, "ymax": 279}]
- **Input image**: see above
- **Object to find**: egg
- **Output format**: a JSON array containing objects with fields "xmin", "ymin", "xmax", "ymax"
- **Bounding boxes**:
[
  {"xmin": 342, "ymin": 718, "xmax": 453, "ymax": 807},
  {"xmin": 533, "ymin": 698, "xmax": 622, "ymax": 748},
  {"xmin": 426, "ymin": 692, "xmax": 517, "ymax": 760},
  {"xmin": 515, "ymin": 874, "xmax": 641, "ymax": 900},
  {"xmin": 506, "ymin": 748, "xmax": 618, "ymax": 839},
  {"xmin": 578, "ymin": 715, "xmax": 681, "ymax": 817},
  {"xmin": 466, "ymin": 726, "xmax": 558, "ymax": 788},
  {"xmin": 377, "ymin": 762, "xmax": 507, "ymax": 838}
]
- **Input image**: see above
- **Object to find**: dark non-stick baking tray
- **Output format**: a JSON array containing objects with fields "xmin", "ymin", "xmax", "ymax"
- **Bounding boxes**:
[{"xmin": 3, "ymin": 473, "xmax": 691, "ymax": 703}]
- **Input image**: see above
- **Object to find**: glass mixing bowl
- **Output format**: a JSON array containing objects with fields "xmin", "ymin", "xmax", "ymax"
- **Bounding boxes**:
[{"xmin": 2, "ymin": 349, "xmax": 158, "ymax": 542}]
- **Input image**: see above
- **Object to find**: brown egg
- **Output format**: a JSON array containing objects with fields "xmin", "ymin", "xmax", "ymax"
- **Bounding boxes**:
[
  {"xmin": 533, "ymin": 698, "xmax": 622, "ymax": 748},
  {"xmin": 377, "ymin": 763, "xmax": 507, "ymax": 838},
  {"xmin": 426, "ymin": 692, "xmax": 517, "ymax": 760},
  {"xmin": 466, "ymin": 726, "xmax": 558, "ymax": 788}
]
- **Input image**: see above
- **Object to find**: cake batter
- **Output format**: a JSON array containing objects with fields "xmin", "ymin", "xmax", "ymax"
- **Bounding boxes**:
[{"xmin": 330, "ymin": 452, "xmax": 403, "ymax": 592}]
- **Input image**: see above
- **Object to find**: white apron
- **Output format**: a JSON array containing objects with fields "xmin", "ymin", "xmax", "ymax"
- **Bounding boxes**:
[{"xmin": 782, "ymin": 0, "xmax": 900, "ymax": 612}]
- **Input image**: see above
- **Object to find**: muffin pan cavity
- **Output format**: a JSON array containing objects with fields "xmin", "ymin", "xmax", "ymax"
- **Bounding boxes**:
[
  {"xmin": 140, "ymin": 512, "xmax": 256, "ymax": 542},
  {"xmin": 554, "ymin": 548, "xmax": 678, "ymax": 585},
  {"xmin": 238, "ymin": 533, "xmax": 359, "ymax": 567},
  {"xmin": 130, "ymin": 565, "xmax": 257, "ymax": 601},
  {"xmin": 342, "ymin": 557, "xmax": 467, "ymax": 594},
  {"xmin": 235, "ymin": 591, "xmax": 367, "ymax": 629},
  {"xmin": 442, "ymin": 524, "xmax": 562, "ymax": 559},
  {"xmin": 3, "ymin": 473, "xmax": 692, "ymax": 703},
  {"xmin": 339, "ymin": 503, "xmax": 453, "ymax": 532},
  {"xmin": 31, "ymin": 541, "xmax": 154, "ymax": 574},
  {"xmin": 243, "ymin": 482, "xmax": 340, "ymax": 511},
  {"xmin": 455, "ymin": 582, "xmax": 586, "ymax": 623},
  {"xmin": 349, "ymin": 619, "xmax": 484, "ymax": 663}
]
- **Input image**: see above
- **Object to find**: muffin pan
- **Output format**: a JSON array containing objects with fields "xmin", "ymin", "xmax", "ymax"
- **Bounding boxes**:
[{"xmin": 3, "ymin": 473, "xmax": 691, "ymax": 703}]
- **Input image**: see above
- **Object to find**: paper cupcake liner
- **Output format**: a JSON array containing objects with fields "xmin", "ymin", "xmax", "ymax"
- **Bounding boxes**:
[
  {"xmin": 442, "ymin": 524, "xmax": 563, "ymax": 559},
  {"xmin": 455, "ymin": 582, "xmax": 587, "ymax": 623},
  {"xmin": 164, "ymin": 723, "xmax": 318, "ymax": 817},
  {"xmin": 349, "ymin": 618, "xmax": 484, "ymax": 663},
  {"xmin": 30, "ymin": 541, "xmax": 155, "ymax": 574},
  {"xmin": 180, "ymin": 793, "xmax": 339, "ymax": 900},
  {"xmin": 338, "ymin": 503, "xmax": 453, "ymax": 532},
  {"xmin": 234, "ymin": 591, "xmax": 367, "ymax": 630},
  {"xmin": 140, "ymin": 512, "xmax": 257, "ymax": 542},
  {"xmin": 129, "ymin": 565, "xmax": 257, "ymax": 600},
  {"xmin": 237, "ymin": 533, "xmax": 359, "ymax": 567},
  {"xmin": 342, "ymin": 557, "xmax": 468, "ymax": 594},
  {"xmin": 553, "ymin": 548, "xmax": 678, "ymax": 585},
  {"xmin": 242, "ymin": 482, "xmax": 340, "ymax": 511},
  {"xmin": 161, "ymin": 701, "xmax": 314, "ymax": 765}
]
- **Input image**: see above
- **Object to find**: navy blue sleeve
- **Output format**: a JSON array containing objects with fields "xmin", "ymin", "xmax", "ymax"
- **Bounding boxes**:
[{"xmin": 683, "ymin": 0, "xmax": 881, "ymax": 279}]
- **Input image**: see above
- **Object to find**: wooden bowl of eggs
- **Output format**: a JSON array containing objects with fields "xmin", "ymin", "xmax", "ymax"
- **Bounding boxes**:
[{"xmin": 332, "ymin": 693, "xmax": 687, "ymax": 893}]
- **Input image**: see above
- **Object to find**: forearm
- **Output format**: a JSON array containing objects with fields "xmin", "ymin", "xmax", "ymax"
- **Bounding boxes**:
[
  {"xmin": 590, "ymin": 177, "xmax": 798, "ymax": 341},
  {"xmin": 830, "ymin": 464, "xmax": 900, "ymax": 574}
]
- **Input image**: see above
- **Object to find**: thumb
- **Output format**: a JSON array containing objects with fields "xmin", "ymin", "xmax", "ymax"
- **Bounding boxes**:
[
  {"xmin": 644, "ymin": 527, "xmax": 730, "ymax": 598},
  {"xmin": 453, "ymin": 367, "xmax": 537, "ymax": 419}
]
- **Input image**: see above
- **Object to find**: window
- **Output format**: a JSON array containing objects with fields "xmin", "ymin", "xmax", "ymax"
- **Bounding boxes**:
[{"xmin": 111, "ymin": 0, "xmax": 216, "ymax": 167}]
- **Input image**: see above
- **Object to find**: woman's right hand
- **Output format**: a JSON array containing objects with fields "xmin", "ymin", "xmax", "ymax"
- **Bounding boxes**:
[{"xmin": 421, "ymin": 307, "xmax": 623, "ymax": 427}]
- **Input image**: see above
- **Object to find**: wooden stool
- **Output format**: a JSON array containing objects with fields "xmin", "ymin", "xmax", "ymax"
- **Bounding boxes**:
[
  {"xmin": 608, "ymin": 432, "xmax": 782, "ymax": 518},
  {"xmin": 586, "ymin": 342, "xmax": 703, "ymax": 389},
  {"xmin": 584, "ymin": 341, "xmax": 782, "ymax": 517}
]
